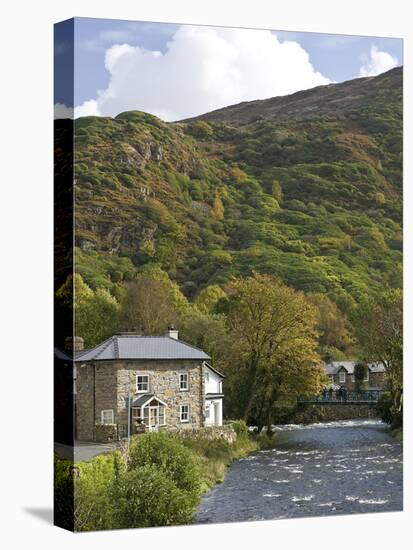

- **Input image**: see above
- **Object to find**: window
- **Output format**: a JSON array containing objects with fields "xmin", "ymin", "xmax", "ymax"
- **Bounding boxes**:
[
  {"xmin": 339, "ymin": 371, "xmax": 346, "ymax": 383},
  {"xmin": 136, "ymin": 374, "xmax": 149, "ymax": 393},
  {"xmin": 329, "ymin": 376, "xmax": 334, "ymax": 384},
  {"xmin": 364, "ymin": 369, "xmax": 369, "ymax": 382},
  {"xmin": 101, "ymin": 409, "xmax": 114, "ymax": 424},
  {"xmin": 205, "ymin": 404, "xmax": 210, "ymax": 419},
  {"xmin": 180, "ymin": 404, "xmax": 190, "ymax": 423},
  {"xmin": 351, "ymin": 375, "xmax": 355, "ymax": 383},
  {"xmin": 179, "ymin": 372, "xmax": 189, "ymax": 391}
]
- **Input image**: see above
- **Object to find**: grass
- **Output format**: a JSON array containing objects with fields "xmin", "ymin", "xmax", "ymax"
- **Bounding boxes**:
[{"xmin": 179, "ymin": 423, "xmax": 275, "ymax": 491}]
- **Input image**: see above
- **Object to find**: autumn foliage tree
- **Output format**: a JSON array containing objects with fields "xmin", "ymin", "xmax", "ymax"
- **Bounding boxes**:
[
  {"xmin": 120, "ymin": 276, "xmax": 177, "ymax": 335},
  {"xmin": 222, "ymin": 273, "xmax": 325, "ymax": 426}
]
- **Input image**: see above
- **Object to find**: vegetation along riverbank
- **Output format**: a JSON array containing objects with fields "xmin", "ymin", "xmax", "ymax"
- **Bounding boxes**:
[{"xmin": 54, "ymin": 421, "xmax": 273, "ymax": 531}]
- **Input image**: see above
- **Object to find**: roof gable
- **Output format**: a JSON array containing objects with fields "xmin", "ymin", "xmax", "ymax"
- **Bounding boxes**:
[
  {"xmin": 75, "ymin": 335, "xmax": 210, "ymax": 362},
  {"xmin": 324, "ymin": 360, "xmax": 386, "ymax": 375}
]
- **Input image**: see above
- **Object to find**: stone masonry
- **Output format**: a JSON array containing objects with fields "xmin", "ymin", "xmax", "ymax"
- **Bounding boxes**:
[{"xmin": 76, "ymin": 359, "xmax": 206, "ymax": 441}]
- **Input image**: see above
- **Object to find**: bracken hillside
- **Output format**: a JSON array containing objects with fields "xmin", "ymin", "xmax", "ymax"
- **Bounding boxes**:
[{"xmin": 67, "ymin": 66, "xmax": 402, "ymax": 311}]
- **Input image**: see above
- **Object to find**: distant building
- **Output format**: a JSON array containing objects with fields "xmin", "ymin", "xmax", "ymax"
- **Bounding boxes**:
[
  {"xmin": 73, "ymin": 328, "xmax": 224, "ymax": 441},
  {"xmin": 324, "ymin": 361, "xmax": 386, "ymax": 390}
]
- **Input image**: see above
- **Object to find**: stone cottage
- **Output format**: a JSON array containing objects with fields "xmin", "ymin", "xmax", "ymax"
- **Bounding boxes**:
[
  {"xmin": 325, "ymin": 361, "xmax": 386, "ymax": 391},
  {"xmin": 74, "ymin": 328, "xmax": 225, "ymax": 441}
]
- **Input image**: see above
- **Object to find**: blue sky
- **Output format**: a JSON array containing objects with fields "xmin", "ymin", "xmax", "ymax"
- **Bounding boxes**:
[{"xmin": 54, "ymin": 17, "xmax": 403, "ymax": 121}]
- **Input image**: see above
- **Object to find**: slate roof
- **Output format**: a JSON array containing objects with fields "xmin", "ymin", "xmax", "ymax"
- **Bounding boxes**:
[
  {"xmin": 75, "ymin": 335, "xmax": 210, "ymax": 362},
  {"xmin": 325, "ymin": 361, "xmax": 385, "ymax": 375}
]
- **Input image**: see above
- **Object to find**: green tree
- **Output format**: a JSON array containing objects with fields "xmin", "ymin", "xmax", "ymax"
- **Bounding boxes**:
[
  {"xmin": 57, "ymin": 274, "xmax": 120, "ymax": 347},
  {"xmin": 194, "ymin": 284, "xmax": 227, "ymax": 314},
  {"xmin": 178, "ymin": 307, "xmax": 229, "ymax": 367},
  {"xmin": 271, "ymin": 180, "xmax": 283, "ymax": 204},
  {"xmin": 353, "ymin": 289, "xmax": 403, "ymax": 426},
  {"xmin": 354, "ymin": 360, "xmax": 368, "ymax": 391}
]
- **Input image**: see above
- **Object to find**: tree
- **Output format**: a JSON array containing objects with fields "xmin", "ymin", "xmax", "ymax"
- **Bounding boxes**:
[
  {"xmin": 354, "ymin": 360, "xmax": 368, "ymax": 391},
  {"xmin": 194, "ymin": 284, "xmax": 227, "ymax": 314},
  {"xmin": 120, "ymin": 276, "xmax": 177, "ymax": 335},
  {"xmin": 56, "ymin": 274, "xmax": 120, "ymax": 347},
  {"xmin": 353, "ymin": 289, "xmax": 402, "ymax": 426},
  {"xmin": 222, "ymin": 273, "xmax": 325, "ymax": 425},
  {"xmin": 307, "ymin": 293, "xmax": 354, "ymax": 354},
  {"xmin": 178, "ymin": 307, "xmax": 229, "ymax": 367},
  {"xmin": 211, "ymin": 192, "xmax": 224, "ymax": 220},
  {"xmin": 271, "ymin": 180, "xmax": 283, "ymax": 204}
]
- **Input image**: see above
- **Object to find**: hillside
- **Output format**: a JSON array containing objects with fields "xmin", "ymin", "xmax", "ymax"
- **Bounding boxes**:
[{"xmin": 70, "ymin": 67, "xmax": 402, "ymax": 312}]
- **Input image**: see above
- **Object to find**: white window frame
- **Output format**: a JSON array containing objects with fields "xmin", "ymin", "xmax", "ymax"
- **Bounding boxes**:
[
  {"xmin": 101, "ymin": 409, "xmax": 114, "ymax": 424},
  {"xmin": 179, "ymin": 372, "xmax": 189, "ymax": 391},
  {"xmin": 180, "ymin": 404, "xmax": 190, "ymax": 423},
  {"xmin": 339, "ymin": 371, "xmax": 346, "ymax": 383},
  {"xmin": 136, "ymin": 374, "xmax": 150, "ymax": 393}
]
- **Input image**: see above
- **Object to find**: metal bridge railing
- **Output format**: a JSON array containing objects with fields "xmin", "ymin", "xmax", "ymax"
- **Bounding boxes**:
[{"xmin": 298, "ymin": 390, "xmax": 383, "ymax": 404}]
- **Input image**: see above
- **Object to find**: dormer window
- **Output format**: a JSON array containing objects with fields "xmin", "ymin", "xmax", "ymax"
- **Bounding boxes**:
[
  {"xmin": 136, "ymin": 374, "xmax": 149, "ymax": 393},
  {"xmin": 339, "ymin": 370, "xmax": 346, "ymax": 383},
  {"xmin": 179, "ymin": 372, "xmax": 189, "ymax": 391}
]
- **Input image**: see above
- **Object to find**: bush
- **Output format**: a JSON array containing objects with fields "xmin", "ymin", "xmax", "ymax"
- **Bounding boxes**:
[
  {"xmin": 113, "ymin": 465, "xmax": 196, "ymax": 528},
  {"xmin": 54, "ymin": 455, "xmax": 75, "ymax": 531},
  {"xmin": 231, "ymin": 420, "xmax": 249, "ymax": 440},
  {"xmin": 74, "ymin": 451, "xmax": 123, "ymax": 531},
  {"xmin": 128, "ymin": 432, "xmax": 201, "ymax": 496},
  {"xmin": 376, "ymin": 391, "xmax": 393, "ymax": 424}
]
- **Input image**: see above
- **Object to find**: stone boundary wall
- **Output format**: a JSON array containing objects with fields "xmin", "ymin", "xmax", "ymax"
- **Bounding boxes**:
[
  {"xmin": 293, "ymin": 403, "xmax": 379, "ymax": 423},
  {"xmin": 95, "ymin": 423, "xmax": 118, "ymax": 443},
  {"xmin": 167, "ymin": 424, "xmax": 237, "ymax": 444}
]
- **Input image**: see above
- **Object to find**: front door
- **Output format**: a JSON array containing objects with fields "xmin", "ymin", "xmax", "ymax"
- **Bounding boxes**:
[{"xmin": 149, "ymin": 406, "xmax": 159, "ymax": 431}]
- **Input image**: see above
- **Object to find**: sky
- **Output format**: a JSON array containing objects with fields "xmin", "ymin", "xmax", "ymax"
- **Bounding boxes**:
[{"xmin": 54, "ymin": 17, "xmax": 403, "ymax": 121}]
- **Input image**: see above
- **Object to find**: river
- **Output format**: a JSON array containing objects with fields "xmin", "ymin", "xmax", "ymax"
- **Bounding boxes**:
[{"xmin": 196, "ymin": 420, "xmax": 402, "ymax": 524}]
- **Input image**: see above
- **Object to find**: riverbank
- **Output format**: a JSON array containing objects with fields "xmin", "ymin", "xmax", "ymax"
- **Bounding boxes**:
[
  {"xmin": 391, "ymin": 427, "xmax": 403, "ymax": 442},
  {"xmin": 54, "ymin": 422, "xmax": 273, "ymax": 531},
  {"xmin": 182, "ymin": 421, "xmax": 274, "ymax": 492}
]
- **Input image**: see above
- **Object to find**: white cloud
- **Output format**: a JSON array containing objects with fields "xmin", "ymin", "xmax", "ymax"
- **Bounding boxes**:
[
  {"xmin": 75, "ymin": 25, "xmax": 331, "ymax": 121},
  {"xmin": 359, "ymin": 46, "xmax": 398, "ymax": 77},
  {"xmin": 54, "ymin": 100, "xmax": 100, "ymax": 119},
  {"xmin": 54, "ymin": 103, "xmax": 73, "ymax": 119},
  {"xmin": 75, "ymin": 99, "xmax": 100, "ymax": 118}
]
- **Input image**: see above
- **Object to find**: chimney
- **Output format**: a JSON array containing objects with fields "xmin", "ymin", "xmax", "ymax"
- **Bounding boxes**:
[
  {"xmin": 166, "ymin": 325, "xmax": 178, "ymax": 340},
  {"xmin": 64, "ymin": 336, "xmax": 84, "ymax": 351}
]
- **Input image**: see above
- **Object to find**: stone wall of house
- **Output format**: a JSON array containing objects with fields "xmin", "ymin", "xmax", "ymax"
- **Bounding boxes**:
[
  {"xmin": 76, "ymin": 359, "xmax": 210, "ymax": 441},
  {"xmin": 293, "ymin": 403, "xmax": 379, "ymax": 423},
  {"xmin": 94, "ymin": 362, "xmax": 118, "ymax": 426},
  {"xmin": 76, "ymin": 364, "xmax": 94, "ymax": 441},
  {"xmin": 116, "ymin": 360, "xmax": 205, "ymax": 431},
  {"xmin": 330, "ymin": 370, "xmax": 386, "ymax": 390}
]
